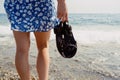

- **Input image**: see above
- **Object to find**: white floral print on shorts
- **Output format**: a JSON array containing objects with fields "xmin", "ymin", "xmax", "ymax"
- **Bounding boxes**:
[{"xmin": 4, "ymin": 0, "xmax": 60, "ymax": 32}]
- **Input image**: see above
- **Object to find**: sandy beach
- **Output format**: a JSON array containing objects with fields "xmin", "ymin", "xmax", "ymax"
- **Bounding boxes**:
[
  {"xmin": 0, "ymin": 0, "xmax": 120, "ymax": 78},
  {"xmin": 1, "ymin": 26, "xmax": 120, "ymax": 80}
]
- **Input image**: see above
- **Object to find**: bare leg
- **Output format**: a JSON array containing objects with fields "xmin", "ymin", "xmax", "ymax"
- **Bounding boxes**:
[
  {"xmin": 13, "ymin": 31, "xmax": 31, "ymax": 80},
  {"xmin": 34, "ymin": 31, "xmax": 51, "ymax": 80}
]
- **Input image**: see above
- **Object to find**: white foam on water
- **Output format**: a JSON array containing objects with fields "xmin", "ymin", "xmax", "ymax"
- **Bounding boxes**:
[
  {"xmin": 2, "ymin": 25, "xmax": 120, "ymax": 44},
  {"xmin": 0, "ymin": 25, "xmax": 12, "ymax": 35},
  {"xmin": 72, "ymin": 25, "xmax": 120, "ymax": 44},
  {"xmin": 73, "ymin": 30, "xmax": 120, "ymax": 44}
]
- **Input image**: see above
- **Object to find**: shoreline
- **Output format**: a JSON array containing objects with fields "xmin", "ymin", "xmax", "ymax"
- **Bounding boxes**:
[
  {"xmin": 2, "ymin": 25, "xmax": 120, "ymax": 44},
  {"xmin": 1, "ymin": 25, "xmax": 120, "ymax": 80},
  {"xmin": 1, "ymin": 35, "xmax": 120, "ymax": 80}
]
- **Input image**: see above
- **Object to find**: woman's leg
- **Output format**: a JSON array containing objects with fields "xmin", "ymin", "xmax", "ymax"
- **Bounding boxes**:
[
  {"xmin": 13, "ymin": 31, "xmax": 31, "ymax": 80},
  {"xmin": 34, "ymin": 31, "xmax": 51, "ymax": 80}
]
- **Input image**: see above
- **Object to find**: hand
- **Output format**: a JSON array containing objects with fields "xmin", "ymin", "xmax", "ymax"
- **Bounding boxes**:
[{"xmin": 57, "ymin": 0, "xmax": 68, "ymax": 22}]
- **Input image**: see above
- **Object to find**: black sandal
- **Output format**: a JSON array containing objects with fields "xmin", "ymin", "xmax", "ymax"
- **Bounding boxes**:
[{"xmin": 54, "ymin": 21, "xmax": 77, "ymax": 58}]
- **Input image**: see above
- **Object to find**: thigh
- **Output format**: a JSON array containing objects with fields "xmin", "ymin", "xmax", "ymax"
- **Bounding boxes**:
[
  {"xmin": 13, "ymin": 31, "xmax": 30, "ymax": 52},
  {"xmin": 34, "ymin": 31, "xmax": 51, "ymax": 49}
]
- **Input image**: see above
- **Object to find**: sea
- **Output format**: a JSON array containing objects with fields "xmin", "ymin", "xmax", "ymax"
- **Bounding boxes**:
[
  {"xmin": 0, "ymin": 13, "xmax": 120, "ymax": 43},
  {"xmin": 1, "ymin": 13, "xmax": 120, "ymax": 26}
]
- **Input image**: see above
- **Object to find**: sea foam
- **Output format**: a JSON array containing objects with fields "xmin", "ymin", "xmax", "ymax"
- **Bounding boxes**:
[{"xmin": 73, "ymin": 28, "xmax": 120, "ymax": 44}]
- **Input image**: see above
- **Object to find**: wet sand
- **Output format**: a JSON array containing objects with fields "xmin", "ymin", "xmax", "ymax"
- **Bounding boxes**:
[{"xmin": 0, "ymin": 26, "xmax": 120, "ymax": 80}]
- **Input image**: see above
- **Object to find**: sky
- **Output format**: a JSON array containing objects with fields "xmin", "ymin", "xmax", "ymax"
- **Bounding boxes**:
[
  {"xmin": 65, "ymin": 0, "xmax": 120, "ymax": 13},
  {"xmin": 0, "ymin": 0, "xmax": 120, "ymax": 13}
]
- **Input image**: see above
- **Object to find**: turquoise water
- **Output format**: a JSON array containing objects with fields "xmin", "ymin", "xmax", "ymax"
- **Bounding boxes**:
[
  {"xmin": 0, "ymin": 14, "xmax": 9, "ymax": 26},
  {"xmin": 69, "ymin": 13, "xmax": 120, "ymax": 26},
  {"xmin": 1, "ymin": 13, "xmax": 120, "ymax": 43},
  {"xmin": 1, "ymin": 13, "xmax": 120, "ymax": 26}
]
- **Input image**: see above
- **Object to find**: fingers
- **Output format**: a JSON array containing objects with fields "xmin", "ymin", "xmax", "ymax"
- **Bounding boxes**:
[
  {"xmin": 57, "ymin": 12, "xmax": 63, "ymax": 20},
  {"xmin": 65, "ymin": 13, "xmax": 68, "ymax": 22},
  {"xmin": 62, "ymin": 13, "xmax": 68, "ymax": 22},
  {"xmin": 57, "ymin": 12, "xmax": 68, "ymax": 22}
]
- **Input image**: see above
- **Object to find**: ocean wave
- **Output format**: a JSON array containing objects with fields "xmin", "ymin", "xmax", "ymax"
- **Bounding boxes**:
[
  {"xmin": 69, "ymin": 14, "xmax": 120, "ymax": 26},
  {"xmin": 73, "ymin": 29, "xmax": 120, "ymax": 44}
]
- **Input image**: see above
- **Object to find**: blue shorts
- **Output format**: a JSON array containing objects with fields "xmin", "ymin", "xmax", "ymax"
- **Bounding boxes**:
[{"xmin": 4, "ymin": 0, "xmax": 60, "ymax": 32}]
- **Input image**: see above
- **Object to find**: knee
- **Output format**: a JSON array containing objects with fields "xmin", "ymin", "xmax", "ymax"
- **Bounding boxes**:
[
  {"xmin": 37, "ymin": 41, "xmax": 48, "ymax": 51},
  {"xmin": 16, "ymin": 45, "xmax": 30, "ymax": 55}
]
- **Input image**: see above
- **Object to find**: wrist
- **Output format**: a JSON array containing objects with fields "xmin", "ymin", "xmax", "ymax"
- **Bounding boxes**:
[{"xmin": 57, "ymin": 0, "xmax": 65, "ymax": 3}]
